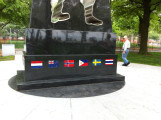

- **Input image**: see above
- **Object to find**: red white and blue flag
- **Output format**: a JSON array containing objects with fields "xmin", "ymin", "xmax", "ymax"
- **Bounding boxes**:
[
  {"xmin": 79, "ymin": 60, "xmax": 88, "ymax": 67},
  {"xmin": 48, "ymin": 60, "xmax": 59, "ymax": 68},
  {"xmin": 64, "ymin": 60, "xmax": 74, "ymax": 67},
  {"xmin": 31, "ymin": 61, "xmax": 43, "ymax": 68},
  {"xmin": 105, "ymin": 59, "xmax": 114, "ymax": 65}
]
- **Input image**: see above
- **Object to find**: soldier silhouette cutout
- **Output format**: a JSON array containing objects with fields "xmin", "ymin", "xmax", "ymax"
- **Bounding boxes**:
[{"xmin": 51, "ymin": 0, "xmax": 103, "ymax": 26}]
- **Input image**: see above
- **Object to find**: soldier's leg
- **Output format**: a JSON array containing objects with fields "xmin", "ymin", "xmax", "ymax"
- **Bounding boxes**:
[
  {"xmin": 51, "ymin": 0, "xmax": 70, "ymax": 23},
  {"xmin": 81, "ymin": 0, "xmax": 103, "ymax": 26}
]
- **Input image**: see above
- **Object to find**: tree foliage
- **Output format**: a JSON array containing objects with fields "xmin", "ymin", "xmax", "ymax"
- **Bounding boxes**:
[
  {"xmin": 149, "ymin": 13, "xmax": 161, "ymax": 33},
  {"xmin": 112, "ymin": 15, "xmax": 139, "ymax": 36},
  {"xmin": 149, "ymin": 31, "xmax": 161, "ymax": 40},
  {"xmin": 0, "ymin": 0, "xmax": 32, "ymax": 29}
]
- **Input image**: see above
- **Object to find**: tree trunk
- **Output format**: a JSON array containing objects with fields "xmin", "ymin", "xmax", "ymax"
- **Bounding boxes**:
[
  {"xmin": 138, "ymin": 17, "xmax": 143, "ymax": 45},
  {"xmin": 139, "ymin": 0, "xmax": 151, "ymax": 55},
  {"xmin": 17, "ymin": 30, "xmax": 19, "ymax": 41}
]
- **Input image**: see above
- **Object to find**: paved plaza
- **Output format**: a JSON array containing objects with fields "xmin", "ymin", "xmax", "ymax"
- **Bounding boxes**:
[{"xmin": 0, "ymin": 53, "xmax": 161, "ymax": 120}]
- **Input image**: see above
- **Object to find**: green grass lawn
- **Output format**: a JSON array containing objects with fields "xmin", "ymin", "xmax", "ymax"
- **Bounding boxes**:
[
  {"xmin": 7, "ymin": 41, "xmax": 25, "ymax": 49},
  {"xmin": 0, "ymin": 40, "xmax": 25, "ymax": 49},
  {"xmin": 117, "ymin": 52, "xmax": 161, "ymax": 67},
  {"xmin": 0, "ymin": 56, "xmax": 15, "ymax": 61}
]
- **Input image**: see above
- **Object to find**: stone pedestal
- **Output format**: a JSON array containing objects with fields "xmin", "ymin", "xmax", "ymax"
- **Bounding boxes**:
[{"xmin": 15, "ymin": 0, "xmax": 125, "ymax": 90}]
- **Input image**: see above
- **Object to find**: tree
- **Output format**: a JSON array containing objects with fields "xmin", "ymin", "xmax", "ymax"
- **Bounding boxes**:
[
  {"xmin": 112, "ymin": 0, "xmax": 161, "ymax": 54},
  {"xmin": 0, "ymin": 0, "xmax": 32, "ymax": 29},
  {"xmin": 112, "ymin": 15, "xmax": 139, "ymax": 37}
]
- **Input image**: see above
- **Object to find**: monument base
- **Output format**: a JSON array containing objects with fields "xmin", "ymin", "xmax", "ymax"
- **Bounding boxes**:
[
  {"xmin": 25, "ymin": 54, "xmax": 118, "ymax": 81},
  {"xmin": 14, "ymin": 71, "xmax": 124, "ymax": 90}
]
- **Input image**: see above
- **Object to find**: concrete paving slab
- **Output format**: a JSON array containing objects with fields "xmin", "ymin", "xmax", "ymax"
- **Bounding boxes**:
[
  {"xmin": 0, "ymin": 54, "xmax": 161, "ymax": 120},
  {"xmin": 24, "ymin": 99, "xmax": 71, "ymax": 120}
]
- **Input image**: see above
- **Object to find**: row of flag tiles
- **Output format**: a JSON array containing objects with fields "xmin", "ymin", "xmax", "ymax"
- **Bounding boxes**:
[{"xmin": 31, "ymin": 59, "xmax": 114, "ymax": 68}]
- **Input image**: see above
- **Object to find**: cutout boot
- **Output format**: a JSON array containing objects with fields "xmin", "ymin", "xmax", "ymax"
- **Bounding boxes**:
[
  {"xmin": 84, "ymin": 6, "xmax": 103, "ymax": 26},
  {"xmin": 51, "ymin": 2, "xmax": 70, "ymax": 23}
]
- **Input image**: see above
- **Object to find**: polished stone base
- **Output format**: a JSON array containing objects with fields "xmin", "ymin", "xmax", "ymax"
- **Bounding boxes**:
[
  {"xmin": 25, "ymin": 54, "xmax": 117, "ymax": 81},
  {"xmin": 14, "ymin": 71, "xmax": 124, "ymax": 91},
  {"xmin": 26, "ymin": 29, "xmax": 116, "ymax": 55}
]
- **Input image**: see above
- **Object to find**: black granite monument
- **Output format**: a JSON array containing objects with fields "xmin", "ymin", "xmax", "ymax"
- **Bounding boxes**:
[{"xmin": 16, "ymin": 0, "xmax": 125, "ymax": 90}]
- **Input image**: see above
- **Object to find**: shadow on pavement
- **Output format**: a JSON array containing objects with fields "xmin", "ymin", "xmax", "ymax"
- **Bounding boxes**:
[{"xmin": 8, "ymin": 75, "xmax": 125, "ymax": 98}]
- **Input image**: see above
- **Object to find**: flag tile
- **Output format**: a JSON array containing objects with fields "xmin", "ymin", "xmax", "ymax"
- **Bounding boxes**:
[
  {"xmin": 79, "ymin": 60, "xmax": 88, "ymax": 67},
  {"xmin": 64, "ymin": 60, "xmax": 74, "ymax": 67},
  {"xmin": 48, "ymin": 60, "xmax": 59, "ymax": 68},
  {"xmin": 105, "ymin": 59, "xmax": 114, "ymax": 65},
  {"xmin": 31, "ymin": 61, "xmax": 43, "ymax": 68},
  {"xmin": 93, "ymin": 59, "xmax": 101, "ymax": 66}
]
